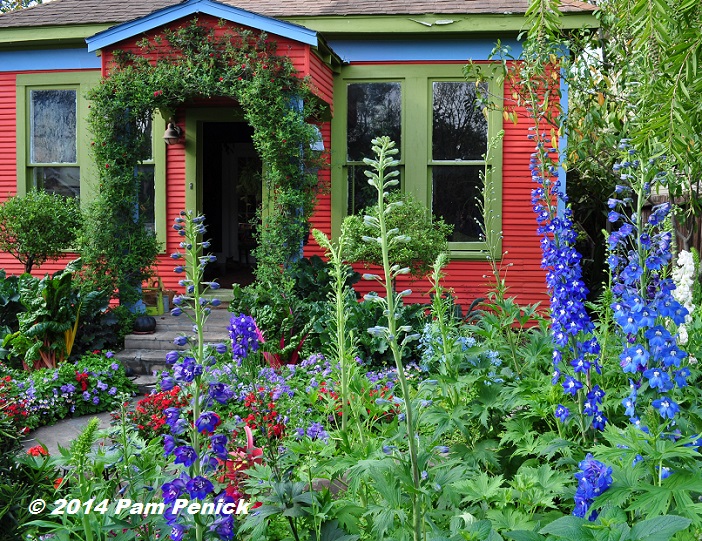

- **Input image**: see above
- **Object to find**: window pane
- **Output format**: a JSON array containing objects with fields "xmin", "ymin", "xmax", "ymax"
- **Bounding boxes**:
[
  {"xmin": 348, "ymin": 164, "xmax": 401, "ymax": 215},
  {"xmin": 136, "ymin": 165, "xmax": 156, "ymax": 234},
  {"xmin": 33, "ymin": 167, "xmax": 80, "ymax": 198},
  {"xmin": 30, "ymin": 90, "xmax": 77, "ymax": 164},
  {"xmin": 432, "ymin": 82, "xmax": 487, "ymax": 161},
  {"xmin": 347, "ymin": 82, "xmax": 401, "ymax": 161},
  {"xmin": 432, "ymin": 166, "xmax": 483, "ymax": 242},
  {"xmin": 137, "ymin": 116, "xmax": 153, "ymax": 161}
]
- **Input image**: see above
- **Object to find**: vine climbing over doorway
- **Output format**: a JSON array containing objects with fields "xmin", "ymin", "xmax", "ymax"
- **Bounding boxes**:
[{"xmin": 83, "ymin": 18, "xmax": 327, "ymax": 304}]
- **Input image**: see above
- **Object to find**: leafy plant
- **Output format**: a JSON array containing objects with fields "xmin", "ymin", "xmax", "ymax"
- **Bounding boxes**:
[
  {"xmin": 0, "ymin": 189, "xmax": 81, "ymax": 274},
  {"xmin": 343, "ymin": 190, "xmax": 453, "ymax": 278},
  {"xmin": 10, "ymin": 262, "xmax": 107, "ymax": 370}
]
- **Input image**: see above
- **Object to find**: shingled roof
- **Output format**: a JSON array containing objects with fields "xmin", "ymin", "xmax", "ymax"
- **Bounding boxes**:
[{"xmin": 0, "ymin": 0, "xmax": 595, "ymax": 29}]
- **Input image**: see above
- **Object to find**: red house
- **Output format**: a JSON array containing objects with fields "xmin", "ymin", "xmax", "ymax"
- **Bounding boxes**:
[{"xmin": 0, "ymin": 0, "xmax": 597, "ymax": 308}]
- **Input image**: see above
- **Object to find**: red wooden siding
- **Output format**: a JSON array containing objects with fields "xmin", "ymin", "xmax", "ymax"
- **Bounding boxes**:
[
  {"xmin": 159, "ymin": 130, "xmax": 187, "ymax": 293},
  {"xmin": 303, "ymin": 121, "xmax": 331, "ymax": 260},
  {"xmin": 0, "ymin": 73, "xmax": 17, "ymax": 205}
]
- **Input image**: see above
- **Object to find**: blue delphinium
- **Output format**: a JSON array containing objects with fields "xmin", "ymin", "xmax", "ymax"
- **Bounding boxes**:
[
  {"xmin": 529, "ymin": 128, "xmax": 602, "ymax": 433},
  {"xmin": 607, "ymin": 147, "xmax": 689, "ymax": 426},
  {"xmin": 159, "ymin": 211, "xmax": 242, "ymax": 541},
  {"xmin": 227, "ymin": 314, "xmax": 260, "ymax": 364},
  {"xmin": 573, "ymin": 453, "xmax": 613, "ymax": 520}
]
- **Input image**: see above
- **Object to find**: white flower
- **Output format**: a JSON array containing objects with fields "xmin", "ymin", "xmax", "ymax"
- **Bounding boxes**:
[
  {"xmin": 677, "ymin": 324, "xmax": 689, "ymax": 345},
  {"xmin": 672, "ymin": 250, "xmax": 696, "ymax": 323}
]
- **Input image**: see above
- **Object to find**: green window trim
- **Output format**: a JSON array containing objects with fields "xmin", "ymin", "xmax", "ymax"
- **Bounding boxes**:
[
  {"xmin": 331, "ymin": 63, "xmax": 503, "ymax": 259},
  {"xmin": 16, "ymin": 71, "xmax": 168, "ymax": 247}
]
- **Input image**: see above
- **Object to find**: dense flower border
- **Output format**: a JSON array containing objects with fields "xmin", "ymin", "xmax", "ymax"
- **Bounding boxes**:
[{"xmin": 0, "ymin": 351, "xmax": 135, "ymax": 431}]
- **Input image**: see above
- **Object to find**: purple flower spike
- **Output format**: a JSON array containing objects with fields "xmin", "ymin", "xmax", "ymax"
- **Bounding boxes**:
[
  {"xmin": 195, "ymin": 411, "xmax": 221, "ymax": 434},
  {"xmin": 209, "ymin": 382, "xmax": 233, "ymax": 404}
]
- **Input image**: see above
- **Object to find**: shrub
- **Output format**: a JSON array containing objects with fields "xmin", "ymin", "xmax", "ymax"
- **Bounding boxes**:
[
  {"xmin": 343, "ymin": 190, "xmax": 453, "ymax": 278},
  {"xmin": 0, "ymin": 189, "xmax": 81, "ymax": 274}
]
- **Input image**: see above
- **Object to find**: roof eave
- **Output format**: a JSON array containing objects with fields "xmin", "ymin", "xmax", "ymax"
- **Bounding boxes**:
[{"xmin": 281, "ymin": 11, "xmax": 599, "ymax": 36}]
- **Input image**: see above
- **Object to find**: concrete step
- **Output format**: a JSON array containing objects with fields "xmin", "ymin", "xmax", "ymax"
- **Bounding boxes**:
[
  {"xmin": 124, "ymin": 332, "xmax": 230, "ymax": 350},
  {"xmin": 117, "ymin": 348, "xmax": 172, "ymax": 376},
  {"xmin": 117, "ymin": 306, "xmax": 235, "ymax": 375}
]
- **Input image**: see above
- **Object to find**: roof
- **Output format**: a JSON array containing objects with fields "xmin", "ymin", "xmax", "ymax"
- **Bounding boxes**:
[{"xmin": 0, "ymin": 0, "xmax": 596, "ymax": 29}]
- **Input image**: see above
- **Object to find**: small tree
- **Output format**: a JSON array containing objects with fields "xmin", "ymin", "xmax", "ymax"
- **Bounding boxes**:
[
  {"xmin": 343, "ymin": 190, "xmax": 453, "ymax": 278},
  {"xmin": 0, "ymin": 0, "xmax": 41, "ymax": 13},
  {"xmin": 0, "ymin": 190, "xmax": 82, "ymax": 274}
]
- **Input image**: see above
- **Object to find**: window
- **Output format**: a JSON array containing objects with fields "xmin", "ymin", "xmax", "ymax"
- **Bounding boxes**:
[
  {"xmin": 332, "ymin": 64, "xmax": 503, "ymax": 257},
  {"xmin": 346, "ymin": 82, "xmax": 402, "ymax": 214},
  {"xmin": 29, "ymin": 89, "xmax": 80, "ymax": 197},
  {"xmin": 17, "ymin": 72, "xmax": 100, "ymax": 200},
  {"xmin": 16, "ymin": 72, "xmax": 167, "ymax": 246}
]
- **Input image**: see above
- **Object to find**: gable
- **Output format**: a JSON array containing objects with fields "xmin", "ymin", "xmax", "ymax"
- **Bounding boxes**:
[{"xmin": 86, "ymin": 0, "xmax": 318, "ymax": 53}]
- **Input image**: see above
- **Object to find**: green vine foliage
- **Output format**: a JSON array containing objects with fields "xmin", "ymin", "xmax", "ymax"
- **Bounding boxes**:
[{"xmin": 84, "ymin": 18, "xmax": 327, "ymax": 302}]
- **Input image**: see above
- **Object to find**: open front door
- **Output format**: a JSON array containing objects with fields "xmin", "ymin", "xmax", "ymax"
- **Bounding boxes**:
[{"xmin": 187, "ymin": 109, "xmax": 261, "ymax": 287}]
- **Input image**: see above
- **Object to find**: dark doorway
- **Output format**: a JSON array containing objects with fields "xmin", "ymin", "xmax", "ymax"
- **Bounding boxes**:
[{"xmin": 202, "ymin": 122, "xmax": 261, "ymax": 288}]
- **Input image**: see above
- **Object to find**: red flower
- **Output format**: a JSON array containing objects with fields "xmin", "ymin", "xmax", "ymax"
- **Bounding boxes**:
[
  {"xmin": 154, "ymin": 90, "xmax": 163, "ymax": 97},
  {"xmin": 27, "ymin": 445, "xmax": 48, "ymax": 457},
  {"xmin": 54, "ymin": 477, "xmax": 63, "ymax": 489},
  {"xmin": 75, "ymin": 372, "xmax": 89, "ymax": 392}
]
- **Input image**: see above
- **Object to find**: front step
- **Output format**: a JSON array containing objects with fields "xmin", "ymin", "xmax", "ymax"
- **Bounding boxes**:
[{"xmin": 117, "ymin": 306, "xmax": 234, "ymax": 376}]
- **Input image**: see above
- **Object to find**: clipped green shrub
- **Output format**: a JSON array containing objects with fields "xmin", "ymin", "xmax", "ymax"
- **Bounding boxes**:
[
  {"xmin": 343, "ymin": 190, "xmax": 453, "ymax": 278},
  {"xmin": 0, "ymin": 189, "xmax": 82, "ymax": 274}
]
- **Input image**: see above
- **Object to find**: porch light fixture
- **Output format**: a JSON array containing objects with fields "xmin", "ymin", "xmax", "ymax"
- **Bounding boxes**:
[{"xmin": 163, "ymin": 119, "xmax": 182, "ymax": 145}]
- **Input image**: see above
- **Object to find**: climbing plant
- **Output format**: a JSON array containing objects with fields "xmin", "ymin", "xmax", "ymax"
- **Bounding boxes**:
[{"xmin": 84, "ymin": 18, "xmax": 326, "ymax": 303}]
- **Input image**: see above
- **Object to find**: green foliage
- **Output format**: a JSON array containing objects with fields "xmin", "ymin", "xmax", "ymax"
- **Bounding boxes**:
[
  {"xmin": 343, "ymin": 190, "xmax": 453, "ymax": 278},
  {"xmin": 0, "ymin": 442, "xmax": 60, "ymax": 541},
  {"xmin": 287, "ymin": 255, "xmax": 360, "ymax": 304},
  {"xmin": 9, "ymin": 262, "xmax": 107, "ymax": 370},
  {"xmin": 0, "ymin": 0, "xmax": 41, "ymax": 14},
  {"xmin": 341, "ymin": 299, "xmax": 425, "ymax": 367},
  {"xmin": 0, "ymin": 190, "xmax": 82, "ymax": 274}
]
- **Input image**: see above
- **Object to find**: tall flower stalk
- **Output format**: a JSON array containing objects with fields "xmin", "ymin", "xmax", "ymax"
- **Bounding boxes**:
[
  {"xmin": 607, "ymin": 147, "xmax": 689, "ymax": 428},
  {"xmin": 522, "ymin": 48, "xmax": 602, "ymax": 438},
  {"xmin": 312, "ymin": 226, "xmax": 358, "ymax": 438},
  {"xmin": 360, "ymin": 136, "xmax": 423, "ymax": 541},
  {"xmin": 160, "ymin": 211, "xmax": 239, "ymax": 541}
]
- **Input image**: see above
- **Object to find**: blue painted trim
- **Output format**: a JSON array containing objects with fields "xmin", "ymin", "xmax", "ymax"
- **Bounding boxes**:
[
  {"xmin": 86, "ymin": 0, "xmax": 317, "ymax": 52},
  {"xmin": 0, "ymin": 48, "xmax": 100, "ymax": 72},
  {"xmin": 327, "ymin": 38, "xmax": 522, "ymax": 62}
]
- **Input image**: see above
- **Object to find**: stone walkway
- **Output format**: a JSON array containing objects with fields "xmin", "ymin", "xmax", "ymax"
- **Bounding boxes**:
[
  {"xmin": 21, "ymin": 409, "xmax": 114, "ymax": 456},
  {"xmin": 20, "ymin": 389, "xmax": 151, "ymax": 456}
]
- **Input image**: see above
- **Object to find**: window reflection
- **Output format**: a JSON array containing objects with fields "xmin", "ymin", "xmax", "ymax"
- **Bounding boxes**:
[
  {"xmin": 432, "ymin": 166, "xmax": 483, "ymax": 242},
  {"xmin": 30, "ymin": 90, "xmax": 77, "ymax": 164},
  {"xmin": 347, "ymin": 82, "xmax": 401, "ymax": 161},
  {"xmin": 432, "ymin": 81, "xmax": 487, "ymax": 161}
]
